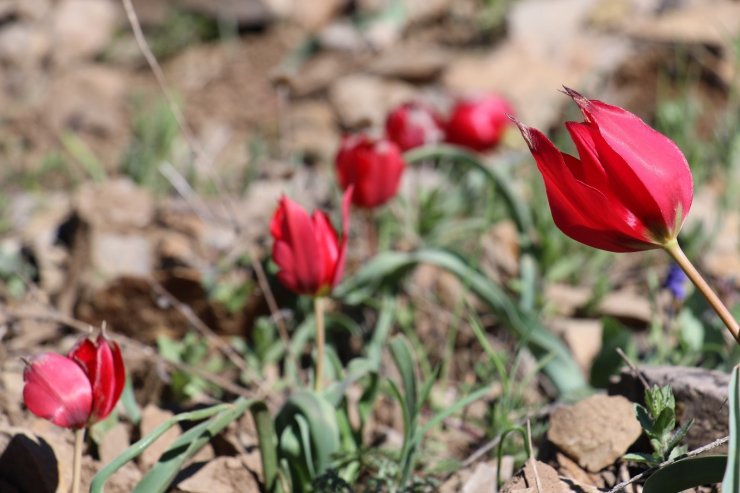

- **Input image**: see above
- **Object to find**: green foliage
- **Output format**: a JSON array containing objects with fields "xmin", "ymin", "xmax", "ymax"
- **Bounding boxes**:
[
  {"xmin": 723, "ymin": 365, "xmax": 740, "ymax": 492},
  {"xmin": 642, "ymin": 455, "xmax": 727, "ymax": 493},
  {"xmin": 624, "ymin": 385, "xmax": 693, "ymax": 466},
  {"xmin": 0, "ymin": 247, "xmax": 35, "ymax": 299},
  {"xmin": 146, "ymin": 10, "xmax": 221, "ymax": 60},
  {"xmin": 120, "ymin": 97, "xmax": 179, "ymax": 191},
  {"xmin": 157, "ymin": 333, "xmax": 225, "ymax": 401}
]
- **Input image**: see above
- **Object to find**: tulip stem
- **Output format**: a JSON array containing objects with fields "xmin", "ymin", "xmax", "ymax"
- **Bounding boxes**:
[
  {"xmin": 314, "ymin": 296, "xmax": 326, "ymax": 391},
  {"xmin": 663, "ymin": 240, "xmax": 740, "ymax": 344},
  {"xmin": 72, "ymin": 427, "xmax": 85, "ymax": 493},
  {"xmin": 366, "ymin": 209, "xmax": 378, "ymax": 256}
]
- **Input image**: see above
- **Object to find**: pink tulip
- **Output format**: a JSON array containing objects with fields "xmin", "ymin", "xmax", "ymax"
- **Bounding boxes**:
[
  {"xmin": 271, "ymin": 188, "xmax": 352, "ymax": 296},
  {"xmin": 446, "ymin": 94, "xmax": 513, "ymax": 152},
  {"xmin": 385, "ymin": 102, "xmax": 445, "ymax": 151},
  {"xmin": 335, "ymin": 134, "xmax": 405, "ymax": 209},
  {"xmin": 513, "ymin": 88, "xmax": 693, "ymax": 252},
  {"xmin": 23, "ymin": 334, "xmax": 125, "ymax": 429}
]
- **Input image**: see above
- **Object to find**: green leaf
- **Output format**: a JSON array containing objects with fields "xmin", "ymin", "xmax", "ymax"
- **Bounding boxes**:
[
  {"xmin": 132, "ymin": 399, "xmax": 259, "ymax": 493},
  {"xmin": 275, "ymin": 390, "xmax": 341, "ymax": 477},
  {"xmin": 723, "ymin": 365, "xmax": 740, "ymax": 491},
  {"xmin": 623, "ymin": 452, "xmax": 657, "ymax": 465},
  {"xmin": 643, "ymin": 456, "xmax": 726, "ymax": 493},
  {"xmin": 336, "ymin": 248, "xmax": 587, "ymax": 396},
  {"xmin": 403, "ymin": 144, "xmax": 534, "ymax": 239}
]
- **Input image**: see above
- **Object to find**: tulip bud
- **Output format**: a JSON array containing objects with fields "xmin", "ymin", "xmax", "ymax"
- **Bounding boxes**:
[
  {"xmin": 271, "ymin": 188, "xmax": 352, "ymax": 297},
  {"xmin": 385, "ymin": 102, "xmax": 445, "ymax": 151},
  {"xmin": 68, "ymin": 334, "xmax": 126, "ymax": 423},
  {"xmin": 446, "ymin": 94, "xmax": 513, "ymax": 152},
  {"xmin": 23, "ymin": 353, "xmax": 93, "ymax": 429},
  {"xmin": 335, "ymin": 134, "xmax": 405, "ymax": 209},
  {"xmin": 23, "ymin": 334, "xmax": 126, "ymax": 429},
  {"xmin": 513, "ymin": 87, "xmax": 693, "ymax": 252}
]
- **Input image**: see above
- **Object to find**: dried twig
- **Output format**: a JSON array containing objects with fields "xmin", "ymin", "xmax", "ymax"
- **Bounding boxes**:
[
  {"xmin": 616, "ymin": 347, "xmax": 650, "ymax": 390},
  {"xmin": 526, "ymin": 419, "xmax": 543, "ymax": 493}
]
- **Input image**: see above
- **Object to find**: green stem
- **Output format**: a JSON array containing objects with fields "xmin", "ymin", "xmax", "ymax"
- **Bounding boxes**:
[
  {"xmin": 72, "ymin": 427, "xmax": 85, "ymax": 493},
  {"xmin": 314, "ymin": 296, "xmax": 326, "ymax": 391},
  {"xmin": 663, "ymin": 240, "xmax": 740, "ymax": 344}
]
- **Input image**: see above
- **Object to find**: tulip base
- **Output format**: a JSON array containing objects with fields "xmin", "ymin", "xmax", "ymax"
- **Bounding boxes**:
[
  {"xmin": 663, "ymin": 240, "xmax": 740, "ymax": 344},
  {"xmin": 72, "ymin": 427, "xmax": 85, "ymax": 493}
]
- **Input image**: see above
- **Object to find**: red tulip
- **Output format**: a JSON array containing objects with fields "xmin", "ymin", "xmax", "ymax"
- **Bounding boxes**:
[
  {"xmin": 445, "ymin": 94, "xmax": 513, "ymax": 152},
  {"xmin": 271, "ymin": 188, "xmax": 352, "ymax": 297},
  {"xmin": 385, "ymin": 102, "xmax": 445, "ymax": 151},
  {"xmin": 23, "ymin": 334, "xmax": 125, "ymax": 429},
  {"xmin": 335, "ymin": 134, "xmax": 405, "ymax": 209},
  {"xmin": 513, "ymin": 87, "xmax": 694, "ymax": 252}
]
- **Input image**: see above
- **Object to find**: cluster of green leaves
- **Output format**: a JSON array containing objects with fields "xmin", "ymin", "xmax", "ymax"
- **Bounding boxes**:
[{"xmin": 624, "ymin": 385, "xmax": 693, "ymax": 466}]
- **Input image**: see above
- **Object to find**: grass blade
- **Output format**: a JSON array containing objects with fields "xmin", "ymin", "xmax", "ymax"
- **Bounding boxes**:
[{"xmin": 723, "ymin": 365, "xmax": 740, "ymax": 491}]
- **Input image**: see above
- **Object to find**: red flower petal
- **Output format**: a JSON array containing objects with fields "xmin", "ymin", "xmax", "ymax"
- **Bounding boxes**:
[{"xmin": 23, "ymin": 353, "xmax": 92, "ymax": 429}]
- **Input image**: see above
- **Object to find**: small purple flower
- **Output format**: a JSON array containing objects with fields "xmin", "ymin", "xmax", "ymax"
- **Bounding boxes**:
[{"xmin": 663, "ymin": 263, "xmax": 689, "ymax": 301}]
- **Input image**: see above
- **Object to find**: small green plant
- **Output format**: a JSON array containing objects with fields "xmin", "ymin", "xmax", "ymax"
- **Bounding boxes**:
[
  {"xmin": 157, "ymin": 333, "xmax": 225, "ymax": 401},
  {"xmin": 624, "ymin": 385, "xmax": 694, "ymax": 466}
]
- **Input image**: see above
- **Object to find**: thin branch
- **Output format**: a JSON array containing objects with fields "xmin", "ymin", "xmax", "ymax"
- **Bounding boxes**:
[
  {"xmin": 616, "ymin": 347, "xmax": 650, "ymax": 390},
  {"xmin": 120, "ymin": 0, "xmax": 202, "ymax": 157}
]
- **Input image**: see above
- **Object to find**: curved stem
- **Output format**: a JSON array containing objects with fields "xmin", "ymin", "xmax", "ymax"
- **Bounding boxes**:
[
  {"xmin": 314, "ymin": 296, "xmax": 326, "ymax": 391},
  {"xmin": 72, "ymin": 427, "xmax": 85, "ymax": 493},
  {"xmin": 663, "ymin": 240, "xmax": 740, "ymax": 344}
]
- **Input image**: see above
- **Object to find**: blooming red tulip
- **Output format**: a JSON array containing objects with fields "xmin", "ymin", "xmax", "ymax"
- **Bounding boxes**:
[
  {"xmin": 23, "ymin": 334, "xmax": 125, "ymax": 429},
  {"xmin": 335, "ymin": 134, "xmax": 405, "ymax": 209},
  {"xmin": 513, "ymin": 88, "xmax": 693, "ymax": 252},
  {"xmin": 385, "ymin": 102, "xmax": 445, "ymax": 151},
  {"xmin": 271, "ymin": 188, "xmax": 352, "ymax": 297},
  {"xmin": 446, "ymin": 94, "xmax": 513, "ymax": 152}
]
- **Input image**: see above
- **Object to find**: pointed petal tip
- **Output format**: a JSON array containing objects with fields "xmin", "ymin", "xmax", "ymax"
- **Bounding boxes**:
[
  {"xmin": 509, "ymin": 116, "xmax": 534, "ymax": 148},
  {"xmin": 561, "ymin": 86, "xmax": 591, "ymax": 110}
]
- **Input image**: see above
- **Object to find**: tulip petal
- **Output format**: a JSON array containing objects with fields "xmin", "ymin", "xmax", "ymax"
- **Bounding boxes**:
[
  {"xmin": 331, "ymin": 187, "xmax": 353, "ymax": 288},
  {"xmin": 271, "ymin": 196, "xmax": 325, "ymax": 295},
  {"xmin": 517, "ymin": 122, "xmax": 655, "ymax": 252},
  {"xmin": 312, "ymin": 210, "xmax": 339, "ymax": 291},
  {"xmin": 568, "ymin": 91, "xmax": 693, "ymax": 238},
  {"xmin": 23, "ymin": 353, "xmax": 92, "ymax": 429},
  {"xmin": 68, "ymin": 335, "xmax": 126, "ymax": 422}
]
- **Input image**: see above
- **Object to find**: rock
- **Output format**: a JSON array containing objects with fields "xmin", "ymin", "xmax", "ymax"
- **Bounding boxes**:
[
  {"xmin": 97, "ymin": 422, "xmax": 130, "ymax": 464},
  {"xmin": 461, "ymin": 459, "xmax": 514, "ymax": 493},
  {"xmin": 368, "ymin": 43, "xmax": 450, "ymax": 82},
  {"xmin": 176, "ymin": 456, "xmax": 261, "ymax": 492},
  {"xmin": 501, "ymin": 460, "xmax": 602, "ymax": 492},
  {"xmin": 547, "ymin": 395, "xmax": 641, "ymax": 472},
  {"xmin": 130, "ymin": 0, "xmax": 171, "ymax": 26},
  {"xmin": 0, "ymin": 23, "xmax": 51, "ymax": 69},
  {"xmin": 139, "ymin": 405, "xmax": 181, "ymax": 470},
  {"xmin": 329, "ymin": 74, "xmax": 415, "ymax": 129},
  {"xmin": 609, "ymin": 365, "xmax": 729, "ymax": 449},
  {"xmin": 91, "ymin": 231, "xmax": 153, "ymax": 278},
  {"xmin": 551, "ymin": 318, "xmax": 602, "ymax": 373},
  {"xmin": 180, "ymin": 0, "xmax": 274, "ymax": 27},
  {"xmin": 597, "ymin": 289, "xmax": 652, "ymax": 325},
  {"xmin": 403, "ymin": 0, "xmax": 452, "ymax": 23},
  {"xmin": 45, "ymin": 65, "xmax": 128, "ymax": 139},
  {"xmin": 286, "ymin": 101, "xmax": 338, "ymax": 163},
  {"xmin": 75, "ymin": 179, "xmax": 154, "ymax": 230},
  {"xmin": 622, "ymin": 1, "xmax": 740, "ymax": 49},
  {"xmin": 51, "ymin": 0, "xmax": 121, "ymax": 65}
]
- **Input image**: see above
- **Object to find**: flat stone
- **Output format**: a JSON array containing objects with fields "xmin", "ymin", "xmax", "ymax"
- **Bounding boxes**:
[
  {"xmin": 51, "ymin": 0, "xmax": 120, "ymax": 64},
  {"xmin": 609, "ymin": 365, "xmax": 730, "ymax": 449},
  {"xmin": 139, "ymin": 405, "xmax": 180, "ymax": 470},
  {"xmin": 547, "ymin": 395, "xmax": 641, "ymax": 472},
  {"xmin": 176, "ymin": 456, "xmax": 260, "ymax": 492}
]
